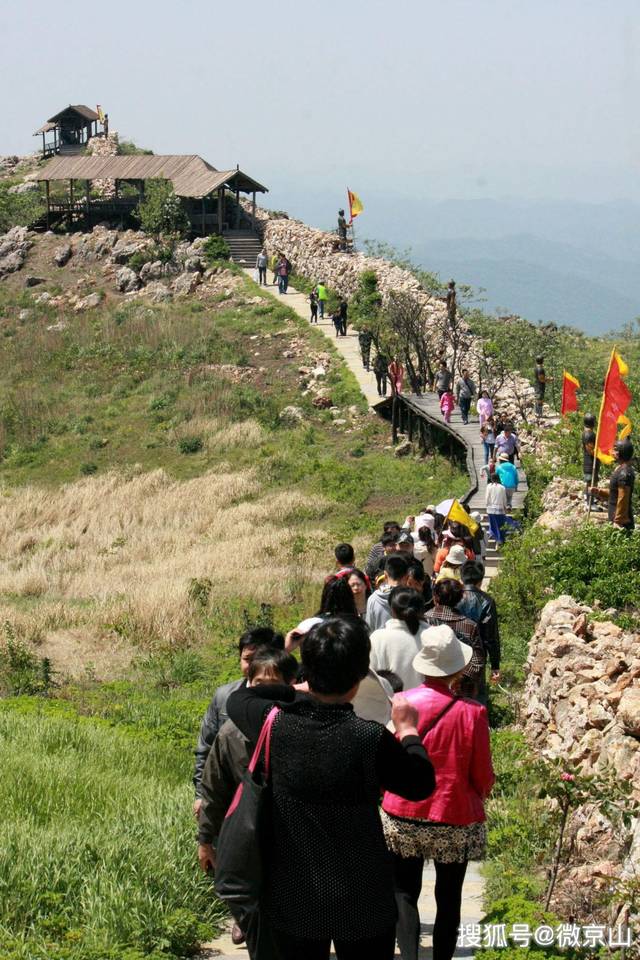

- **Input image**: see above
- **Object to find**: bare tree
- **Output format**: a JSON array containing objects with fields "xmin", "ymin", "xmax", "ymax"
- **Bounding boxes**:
[{"xmin": 383, "ymin": 291, "xmax": 437, "ymax": 394}]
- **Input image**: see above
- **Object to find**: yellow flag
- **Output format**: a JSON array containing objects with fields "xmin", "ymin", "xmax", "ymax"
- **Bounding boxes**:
[
  {"xmin": 446, "ymin": 499, "xmax": 480, "ymax": 537},
  {"xmin": 347, "ymin": 189, "xmax": 364, "ymax": 222},
  {"xmin": 97, "ymin": 105, "xmax": 106, "ymax": 123}
]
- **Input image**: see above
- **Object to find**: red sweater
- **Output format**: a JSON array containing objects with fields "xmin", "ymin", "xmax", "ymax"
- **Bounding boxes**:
[{"xmin": 382, "ymin": 679, "xmax": 495, "ymax": 824}]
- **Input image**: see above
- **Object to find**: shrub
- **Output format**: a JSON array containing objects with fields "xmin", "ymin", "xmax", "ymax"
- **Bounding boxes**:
[
  {"xmin": 0, "ymin": 181, "xmax": 46, "ymax": 232},
  {"xmin": 79, "ymin": 461, "xmax": 98, "ymax": 475},
  {"xmin": 202, "ymin": 234, "xmax": 231, "ymax": 263},
  {"xmin": 137, "ymin": 180, "xmax": 189, "ymax": 238},
  {"xmin": 178, "ymin": 435, "xmax": 203, "ymax": 454}
]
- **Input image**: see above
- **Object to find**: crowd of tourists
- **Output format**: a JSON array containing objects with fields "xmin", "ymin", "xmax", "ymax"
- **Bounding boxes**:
[{"xmin": 193, "ymin": 505, "xmax": 501, "ymax": 960}]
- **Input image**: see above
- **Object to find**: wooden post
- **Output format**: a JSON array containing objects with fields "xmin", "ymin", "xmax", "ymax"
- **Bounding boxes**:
[
  {"xmin": 201, "ymin": 197, "xmax": 206, "ymax": 237},
  {"xmin": 392, "ymin": 396, "xmax": 398, "ymax": 444},
  {"xmin": 251, "ymin": 190, "xmax": 256, "ymax": 231},
  {"xmin": 85, "ymin": 179, "xmax": 91, "ymax": 227},
  {"xmin": 68, "ymin": 179, "xmax": 74, "ymax": 228},
  {"xmin": 45, "ymin": 180, "xmax": 50, "ymax": 230},
  {"xmin": 41, "ymin": 132, "xmax": 45, "ymax": 158},
  {"xmin": 114, "ymin": 179, "xmax": 119, "ymax": 198},
  {"xmin": 217, "ymin": 187, "xmax": 223, "ymax": 234},
  {"xmin": 408, "ymin": 409, "xmax": 414, "ymax": 442}
]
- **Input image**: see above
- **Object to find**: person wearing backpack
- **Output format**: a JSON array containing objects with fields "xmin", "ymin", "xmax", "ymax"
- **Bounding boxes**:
[{"xmin": 381, "ymin": 625, "xmax": 495, "ymax": 960}]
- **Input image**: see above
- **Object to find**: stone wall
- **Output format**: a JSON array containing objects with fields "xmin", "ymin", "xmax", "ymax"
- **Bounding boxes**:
[
  {"xmin": 247, "ymin": 205, "xmax": 545, "ymax": 421},
  {"xmin": 522, "ymin": 594, "xmax": 640, "ymax": 908},
  {"xmin": 87, "ymin": 133, "xmax": 120, "ymax": 198}
]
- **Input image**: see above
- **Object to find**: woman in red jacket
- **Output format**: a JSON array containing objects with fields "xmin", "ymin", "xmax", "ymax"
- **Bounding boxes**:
[{"xmin": 381, "ymin": 623, "xmax": 495, "ymax": 960}]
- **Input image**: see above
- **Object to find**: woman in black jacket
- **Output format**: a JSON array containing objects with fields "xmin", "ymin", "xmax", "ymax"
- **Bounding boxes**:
[{"xmin": 227, "ymin": 617, "xmax": 435, "ymax": 960}]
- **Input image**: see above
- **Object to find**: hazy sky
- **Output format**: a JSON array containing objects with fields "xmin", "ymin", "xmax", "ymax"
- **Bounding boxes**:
[{"xmin": 2, "ymin": 0, "xmax": 640, "ymax": 216}]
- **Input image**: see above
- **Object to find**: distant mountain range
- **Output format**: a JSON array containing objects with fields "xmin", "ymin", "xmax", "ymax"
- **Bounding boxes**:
[{"xmin": 362, "ymin": 198, "xmax": 640, "ymax": 336}]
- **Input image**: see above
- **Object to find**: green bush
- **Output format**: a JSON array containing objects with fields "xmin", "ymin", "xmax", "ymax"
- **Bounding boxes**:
[
  {"xmin": 202, "ymin": 234, "xmax": 231, "ymax": 263},
  {"xmin": 178, "ymin": 435, "xmax": 203, "ymax": 454},
  {"xmin": 137, "ymin": 180, "xmax": 189, "ymax": 238},
  {"xmin": 79, "ymin": 461, "xmax": 98, "ymax": 475},
  {"xmin": 0, "ymin": 181, "xmax": 46, "ymax": 231}
]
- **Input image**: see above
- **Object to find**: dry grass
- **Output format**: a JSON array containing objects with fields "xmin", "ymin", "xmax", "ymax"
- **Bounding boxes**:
[{"xmin": 0, "ymin": 466, "xmax": 328, "ymax": 670}]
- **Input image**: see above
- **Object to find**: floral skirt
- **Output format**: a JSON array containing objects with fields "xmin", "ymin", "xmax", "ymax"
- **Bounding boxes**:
[{"xmin": 381, "ymin": 809, "xmax": 487, "ymax": 863}]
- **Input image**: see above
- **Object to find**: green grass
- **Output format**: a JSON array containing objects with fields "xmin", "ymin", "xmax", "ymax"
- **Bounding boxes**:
[
  {"xmin": 0, "ymin": 708, "xmax": 223, "ymax": 959},
  {"xmin": 0, "ymin": 261, "xmax": 470, "ymax": 955}
]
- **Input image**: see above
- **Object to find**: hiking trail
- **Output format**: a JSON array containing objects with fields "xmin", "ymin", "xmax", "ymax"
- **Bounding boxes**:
[{"xmin": 205, "ymin": 273, "xmax": 520, "ymax": 958}]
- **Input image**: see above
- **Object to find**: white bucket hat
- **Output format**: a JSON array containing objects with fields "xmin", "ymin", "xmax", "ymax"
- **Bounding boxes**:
[
  {"xmin": 412, "ymin": 624, "xmax": 473, "ymax": 677},
  {"xmin": 445, "ymin": 544, "xmax": 467, "ymax": 566}
]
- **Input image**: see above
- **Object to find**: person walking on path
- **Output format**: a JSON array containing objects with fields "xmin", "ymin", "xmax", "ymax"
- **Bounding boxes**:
[
  {"xmin": 590, "ymin": 439, "xmax": 636, "ymax": 530},
  {"xmin": 358, "ymin": 329, "xmax": 373, "ymax": 371},
  {"xmin": 494, "ymin": 424, "xmax": 520, "ymax": 464},
  {"xmin": 381, "ymin": 624, "xmax": 495, "ymax": 960},
  {"xmin": 197, "ymin": 647, "xmax": 298, "ymax": 947},
  {"xmin": 192, "ymin": 627, "xmax": 284, "ymax": 812},
  {"xmin": 389, "ymin": 358, "xmax": 405, "ymax": 396},
  {"xmin": 316, "ymin": 282, "xmax": 329, "ymax": 318},
  {"xmin": 338, "ymin": 299, "xmax": 349, "ymax": 336},
  {"xmin": 480, "ymin": 417, "xmax": 496, "ymax": 465},
  {"xmin": 457, "ymin": 560, "xmax": 501, "ymax": 704},
  {"xmin": 477, "ymin": 390, "xmax": 493, "ymax": 428},
  {"xmin": 485, "ymin": 474, "xmax": 508, "ymax": 545},
  {"xmin": 256, "ymin": 249, "xmax": 268, "ymax": 286},
  {"xmin": 455, "ymin": 369, "xmax": 476, "ymax": 425},
  {"xmin": 374, "ymin": 353, "xmax": 389, "ymax": 397},
  {"xmin": 277, "ymin": 256, "xmax": 290, "ymax": 294},
  {"xmin": 226, "ymin": 618, "xmax": 435, "ymax": 960},
  {"xmin": 495, "ymin": 453, "xmax": 519, "ymax": 510},
  {"xmin": 533, "ymin": 356, "xmax": 549, "ymax": 418},
  {"xmin": 435, "ymin": 360, "xmax": 452, "ymax": 399},
  {"xmin": 435, "ymin": 544, "xmax": 467, "ymax": 583},
  {"xmin": 309, "ymin": 289, "xmax": 319, "ymax": 324},
  {"xmin": 424, "ymin": 579, "xmax": 485, "ymax": 700},
  {"xmin": 366, "ymin": 554, "xmax": 410, "ymax": 632},
  {"xmin": 440, "ymin": 388, "xmax": 455, "ymax": 424},
  {"xmin": 369, "ymin": 587, "xmax": 430, "ymax": 691},
  {"xmin": 365, "ymin": 521, "xmax": 402, "ymax": 580},
  {"xmin": 269, "ymin": 252, "xmax": 279, "ymax": 285}
]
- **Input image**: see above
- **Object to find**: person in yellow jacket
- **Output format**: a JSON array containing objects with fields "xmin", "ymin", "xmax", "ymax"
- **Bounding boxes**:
[{"xmin": 315, "ymin": 282, "xmax": 329, "ymax": 319}]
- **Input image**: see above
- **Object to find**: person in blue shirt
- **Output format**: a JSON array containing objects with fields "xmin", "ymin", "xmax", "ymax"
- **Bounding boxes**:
[{"xmin": 495, "ymin": 454, "xmax": 519, "ymax": 510}]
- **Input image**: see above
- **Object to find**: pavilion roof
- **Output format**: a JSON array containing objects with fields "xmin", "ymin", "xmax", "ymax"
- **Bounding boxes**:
[{"xmin": 37, "ymin": 155, "xmax": 268, "ymax": 198}]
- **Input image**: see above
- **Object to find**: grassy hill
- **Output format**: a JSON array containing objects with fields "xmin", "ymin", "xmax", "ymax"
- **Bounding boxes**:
[{"xmin": 0, "ymin": 238, "xmax": 466, "ymax": 958}]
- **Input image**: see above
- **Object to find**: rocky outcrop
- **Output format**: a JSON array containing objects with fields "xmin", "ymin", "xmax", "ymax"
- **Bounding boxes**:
[
  {"xmin": 53, "ymin": 242, "xmax": 72, "ymax": 267},
  {"xmin": 0, "ymin": 226, "xmax": 31, "ymax": 277},
  {"xmin": 523, "ymin": 595, "xmax": 640, "ymax": 909},
  {"xmin": 115, "ymin": 267, "xmax": 140, "ymax": 293}
]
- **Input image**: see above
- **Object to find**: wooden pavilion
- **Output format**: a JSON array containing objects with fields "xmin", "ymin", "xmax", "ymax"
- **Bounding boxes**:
[
  {"xmin": 36, "ymin": 154, "xmax": 268, "ymax": 236},
  {"xmin": 34, "ymin": 105, "xmax": 105, "ymax": 159}
]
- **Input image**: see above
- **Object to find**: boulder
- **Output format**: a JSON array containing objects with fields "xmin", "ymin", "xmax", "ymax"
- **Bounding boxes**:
[
  {"xmin": 74, "ymin": 292, "xmax": 102, "ymax": 311},
  {"xmin": 139, "ymin": 260, "xmax": 164, "ymax": 283},
  {"xmin": 115, "ymin": 267, "xmax": 140, "ymax": 293},
  {"xmin": 618, "ymin": 685, "xmax": 640, "ymax": 738},
  {"xmin": 172, "ymin": 272, "xmax": 200, "ymax": 296},
  {"xmin": 143, "ymin": 282, "xmax": 172, "ymax": 303},
  {"xmin": 279, "ymin": 406, "xmax": 304, "ymax": 426},
  {"xmin": 53, "ymin": 243, "xmax": 72, "ymax": 267}
]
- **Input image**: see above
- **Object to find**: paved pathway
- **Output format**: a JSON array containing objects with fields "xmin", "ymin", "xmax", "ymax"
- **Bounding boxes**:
[{"xmin": 201, "ymin": 276, "xmax": 492, "ymax": 959}]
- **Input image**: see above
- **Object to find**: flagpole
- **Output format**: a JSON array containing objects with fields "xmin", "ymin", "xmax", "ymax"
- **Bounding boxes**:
[{"xmin": 587, "ymin": 346, "xmax": 615, "ymax": 521}]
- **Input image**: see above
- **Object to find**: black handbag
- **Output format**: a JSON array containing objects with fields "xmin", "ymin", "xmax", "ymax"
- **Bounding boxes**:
[{"xmin": 215, "ymin": 705, "xmax": 280, "ymax": 958}]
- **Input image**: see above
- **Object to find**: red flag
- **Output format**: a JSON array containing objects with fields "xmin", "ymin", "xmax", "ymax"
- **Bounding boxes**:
[
  {"xmin": 560, "ymin": 371, "xmax": 580, "ymax": 415},
  {"xmin": 595, "ymin": 348, "xmax": 632, "ymax": 464}
]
